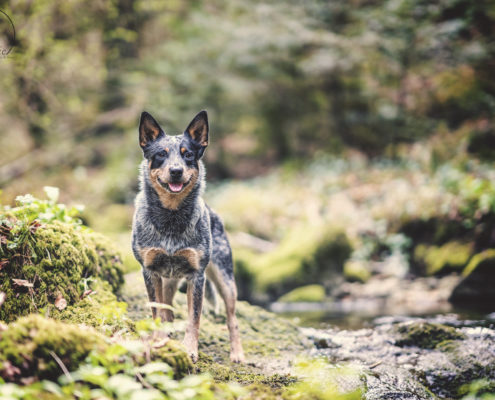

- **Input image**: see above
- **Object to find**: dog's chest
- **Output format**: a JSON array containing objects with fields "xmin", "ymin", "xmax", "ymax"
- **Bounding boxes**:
[{"xmin": 141, "ymin": 244, "xmax": 202, "ymax": 279}]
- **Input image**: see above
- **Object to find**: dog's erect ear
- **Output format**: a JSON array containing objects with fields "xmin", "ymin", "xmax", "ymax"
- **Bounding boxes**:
[
  {"xmin": 184, "ymin": 111, "xmax": 208, "ymax": 157},
  {"xmin": 139, "ymin": 112, "xmax": 164, "ymax": 148}
]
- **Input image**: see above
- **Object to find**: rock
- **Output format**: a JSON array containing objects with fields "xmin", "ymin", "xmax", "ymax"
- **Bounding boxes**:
[
  {"xmin": 234, "ymin": 225, "xmax": 352, "ymax": 301},
  {"xmin": 0, "ymin": 219, "xmax": 124, "ymax": 322},
  {"xmin": 277, "ymin": 284, "xmax": 326, "ymax": 303},
  {"xmin": 307, "ymin": 316, "xmax": 495, "ymax": 399},
  {"xmin": 395, "ymin": 321, "xmax": 465, "ymax": 349},
  {"xmin": 344, "ymin": 259, "xmax": 371, "ymax": 283},
  {"xmin": 0, "ymin": 315, "xmax": 106, "ymax": 382},
  {"xmin": 449, "ymin": 249, "xmax": 495, "ymax": 309},
  {"xmin": 413, "ymin": 241, "xmax": 472, "ymax": 276}
]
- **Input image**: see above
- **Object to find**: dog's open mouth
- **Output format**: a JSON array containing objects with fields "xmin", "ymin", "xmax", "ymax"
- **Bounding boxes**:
[
  {"xmin": 157, "ymin": 178, "xmax": 190, "ymax": 193},
  {"xmin": 168, "ymin": 182, "xmax": 184, "ymax": 193}
]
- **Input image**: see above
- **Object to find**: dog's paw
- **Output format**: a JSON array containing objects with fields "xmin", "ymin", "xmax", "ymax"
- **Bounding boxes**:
[
  {"xmin": 183, "ymin": 335, "xmax": 199, "ymax": 363},
  {"xmin": 189, "ymin": 351, "xmax": 199, "ymax": 363},
  {"xmin": 230, "ymin": 351, "xmax": 245, "ymax": 363}
]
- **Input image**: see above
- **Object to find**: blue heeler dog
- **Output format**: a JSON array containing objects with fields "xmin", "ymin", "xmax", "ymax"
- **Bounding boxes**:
[{"xmin": 131, "ymin": 110, "xmax": 245, "ymax": 363}]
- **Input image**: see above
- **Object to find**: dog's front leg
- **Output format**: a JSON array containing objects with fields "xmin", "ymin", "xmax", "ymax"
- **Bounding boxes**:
[{"xmin": 183, "ymin": 272, "xmax": 205, "ymax": 363}]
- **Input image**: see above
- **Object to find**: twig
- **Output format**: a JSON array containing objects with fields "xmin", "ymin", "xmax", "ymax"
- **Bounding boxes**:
[
  {"xmin": 135, "ymin": 372, "xmax": 153, "ymax": 389},
  {"xmin": 49, "ymin": 351, "xmax": 73, "ymax": 382}
]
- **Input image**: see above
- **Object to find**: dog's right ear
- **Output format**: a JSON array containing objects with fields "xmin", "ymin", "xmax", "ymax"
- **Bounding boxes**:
[{"xmin": 139, "ymin": 112, "xmax": 164, "ymax": 148}]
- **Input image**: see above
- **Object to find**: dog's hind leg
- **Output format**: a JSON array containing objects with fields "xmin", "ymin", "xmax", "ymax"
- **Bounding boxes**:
[
  {"xmin": 207, "ymin": 263, "xmax": 245, "ymax": 363},
  {"xmin": 161, "ymin": 278, "xmax": 179, "ymax": 322}
]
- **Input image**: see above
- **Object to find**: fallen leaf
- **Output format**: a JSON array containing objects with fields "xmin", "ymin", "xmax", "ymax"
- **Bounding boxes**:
[
  {"xmin": 0, "ymin": 291, "xmax": 5, "ymax": 307},
  {"xmin": 81, "ymin": 289, "xmax": 94, "ymax": 299},
  {"xmin": 29, "ymin": 221, "xmax": 41, "ymax": 233},
  {"xmin": 12, "ymin": 279, "xmax": 33, "ymax": 288},
  {"xmin": 54, "ymin": 294, "xmax": 67, "ymax": 310},
  {"xmin": 0, "ymin": 259, "xmax": 7, "ymax": 270},
  {"xmin": 0, "ymin": 360, "xmax": 21, "ymax": 380}
]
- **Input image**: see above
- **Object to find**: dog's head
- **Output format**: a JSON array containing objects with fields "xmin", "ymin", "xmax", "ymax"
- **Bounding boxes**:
[{"xmin": 138, "ymin": 111, "xmax": 208, "ymax": 208}]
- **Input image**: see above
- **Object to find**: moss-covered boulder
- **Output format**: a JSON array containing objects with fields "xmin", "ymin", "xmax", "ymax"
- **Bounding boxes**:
[
  {"xmin": 278, "ymin": 284, "xmax": 326, "ymax": 303},
  {"xmin": 413, "ymin": 241, "xmax": 472, "ymax": 276},
  {"xmin": 449, "ymin": 249, "xmax": 495, "ymax": 308},
  {"xmin": 55, "ymin": 279, "xmax": 133, "ymax": 334},
  {"xmin": 234, "ymin": 225, "xmax": 352, "ymax": 301},
  {"xmin": 396, "ymin": 321, "xmax": 465, "ymax": 349},
  {"xmin": 0, "ymin": 217, "xmax": 124, "ymax": 322},
  {"xmin": 0, "ymin": 314, "xmax": 106, "ymax": 382},
  {"xmin": 343, "ymin": 259, "xmax": 371, "ymax": 283}
]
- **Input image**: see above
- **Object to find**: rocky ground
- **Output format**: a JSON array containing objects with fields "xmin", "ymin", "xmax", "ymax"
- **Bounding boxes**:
[{"xmin": 123, "ymin": 271, "xmax": 495, "ymax": 399}]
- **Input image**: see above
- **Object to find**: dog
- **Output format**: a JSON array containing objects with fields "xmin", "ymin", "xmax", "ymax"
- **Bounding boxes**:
[{"xmin": 131, "ymin": 110, "xmax": 245, "ymax": 363}]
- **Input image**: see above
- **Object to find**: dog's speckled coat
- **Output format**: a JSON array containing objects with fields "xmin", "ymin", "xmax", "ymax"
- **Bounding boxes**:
[{"xmin": 131, "ymin": 111, "xmax": 244, "ymax": 363}]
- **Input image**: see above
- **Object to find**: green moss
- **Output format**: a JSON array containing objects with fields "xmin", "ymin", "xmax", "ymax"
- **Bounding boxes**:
[
  {"xmin": 278, "ymin": 284, "xmax": 326, "ymax": 303},
  {"xmin": 0, "ymin": 218, "xmax": 124, "ymax": 322},
  {"xmin": 0, "ymin": 315, "xmax": 107, "ymax": 382},
  {"xmin": 396, "ymin": 321, "xmax": 465, "ymax": 349},
  {"xmin": 55, "ymin": 279, "xmax": 134, "ymax": 334},
  {"xmin": 462, "ymin": 249, "xmax": 495, "ymax": 277},
  {"xmin": 151, "ymin": 340, "xmax": 193, "ymax": 378},
  {"xmin": 196, "ymin": 353, "xmax": 294, "ymax": 387},
  {"xmin": 343, "ymin": 259, "xmax": 371, "ymax": 283},
  {"xmin": 413, "ymin": 241, "xmax": 472, "ymax": 276},
  {"xmin": 235, "ymin": 224, "xmax": 352, "ymax": 299},
  {"xmin": 450, "ymin": 249, "xmax": 495, "ymax": 306}
]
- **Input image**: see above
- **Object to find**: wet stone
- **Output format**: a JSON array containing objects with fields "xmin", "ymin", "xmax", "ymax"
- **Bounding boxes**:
[{"xmin": 304, "ymin": 316, "xmax": 495, "ymax": 399}]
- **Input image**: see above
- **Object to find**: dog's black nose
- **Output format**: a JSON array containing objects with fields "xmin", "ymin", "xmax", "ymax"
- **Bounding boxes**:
[{"xmin": 170, "ymin": 167, "xmax": 183, "ymax": 179}]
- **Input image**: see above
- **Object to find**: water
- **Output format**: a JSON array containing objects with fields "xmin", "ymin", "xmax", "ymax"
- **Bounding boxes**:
[{"xmin": 272, "ymin": 301, "xmax": 495, "ymax": 330}]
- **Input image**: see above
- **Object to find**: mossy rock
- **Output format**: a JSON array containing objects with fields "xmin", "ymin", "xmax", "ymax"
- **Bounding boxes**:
[
  {"xmin": 467, "ymin": 127, "xmax": 495, "ymax": 161},
  {"xmin": 0, "ymin": 314, "xmax": 107, "ymax": 382},
  {"xmin": 413, "ymin": 241, "xmax": 472, "ymax": 276},
  {"xmin": 400, "ymin": 217, "xmax": 470, "ymax": 248},
  {"xmin": 234, "ymin": 225, "xmax": 352, "ymax": 301},
  {"xmin": 0, "ymin": 219, "xmax": 124, "ymax": 322},
  {"xmin": 343, "ymin": 259, "xmax": 371, "ymax": 283},
  {"xmin": 396, "ymin": 321, "xmax": 465, "ymax": 349},
  {"xmin": 449, "ymin": 249, "xmax": 495, "ymax": 309},
  {"xmin": 278, "ymin": 284, "xmax": 326, "ymax": 303},
  {"xmin": 55, "ymin": 279, "xmax": 134, "ymax": 334},
  {"xmin": 151, "ymin": 340, "xmax": 193, "ymax": 378}
]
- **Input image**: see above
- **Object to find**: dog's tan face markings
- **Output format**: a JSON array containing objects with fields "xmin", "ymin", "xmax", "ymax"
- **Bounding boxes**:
[{"xmin": 149, "ymin": 166, "xmax": 199, "ymax": 210}]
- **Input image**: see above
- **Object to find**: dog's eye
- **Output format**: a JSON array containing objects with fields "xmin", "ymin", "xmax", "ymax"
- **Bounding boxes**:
[
  {"xmin": 184, "ymin": 151, "xmax": 194, "ymax": 161},
  {"xmin": 155, "ymin": 150, "xmax": 168, "ymax": 159}
]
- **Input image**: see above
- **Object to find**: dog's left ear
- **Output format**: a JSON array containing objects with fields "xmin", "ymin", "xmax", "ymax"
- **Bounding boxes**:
[{"xmin": 185, "ymin": 110, "xmax": 209, "ymax": 158}]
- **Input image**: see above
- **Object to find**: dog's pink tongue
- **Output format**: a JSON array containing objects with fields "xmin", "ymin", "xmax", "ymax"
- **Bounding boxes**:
[{"xmin": 169, "ymin": 182, "xmax": 183, "ymax": 192}]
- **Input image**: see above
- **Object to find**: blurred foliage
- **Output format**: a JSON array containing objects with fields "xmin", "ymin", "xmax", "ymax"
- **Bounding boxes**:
[
  {"xmin": 1, "ymin": 0, "xmax": 495, "ymax": 309},
  {"xmin": 207, "ymin": 154, "xmax": 495, "ymax": 301},
  {"xmin": 1, "ymin": 0, "xmax": 495, "ymax": 202}
]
